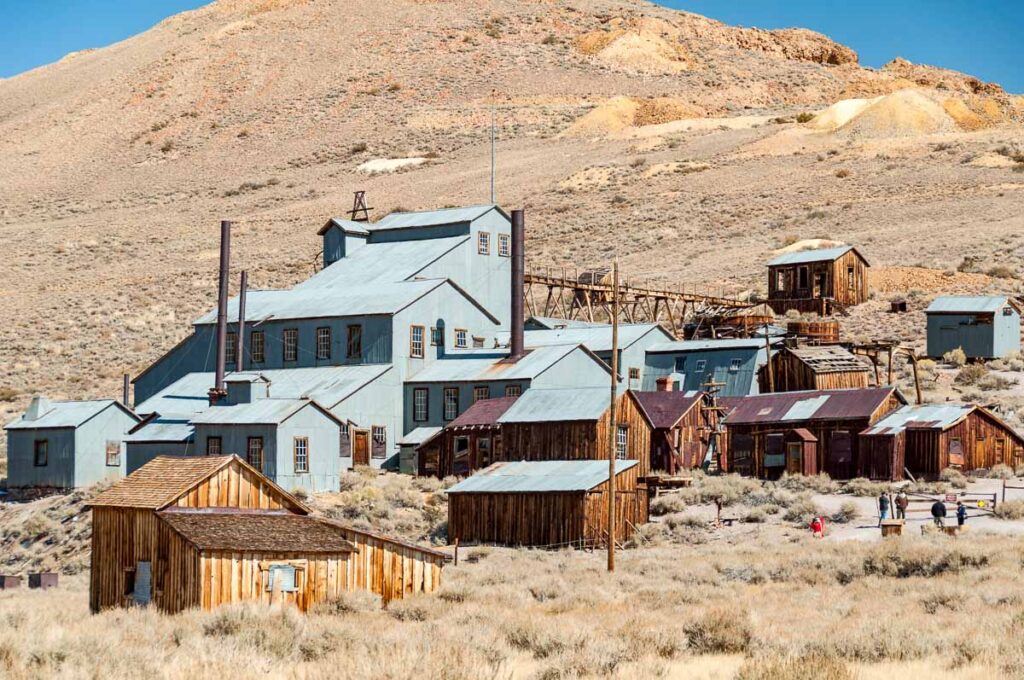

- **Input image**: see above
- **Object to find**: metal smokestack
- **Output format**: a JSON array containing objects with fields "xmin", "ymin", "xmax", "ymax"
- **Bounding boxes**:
[
  {"xmin": 237, "ymin": 271, "xmax": 248, "ymax": 373},
  {"xmin": 510, "ymin": 209, "xmax": 525, "ymax": 360},
  {"xmin": 122, "ymin": 373, "xmax": 130, "ymax": 405},
  {"xmin": 211, "ymin": 220, "xmax": 231, "ymax": 403}
]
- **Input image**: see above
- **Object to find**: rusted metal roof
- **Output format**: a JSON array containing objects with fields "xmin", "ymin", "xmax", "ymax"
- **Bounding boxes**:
[
  {"xmin": 721, "ymin": 387, "xmax": 903, "ymax": 425},
  {"xmin": 632, "ymin": 391, "xmax": 701, "ymax": 429},
  {"xmin": 446, "ymin": 396, "xmax": 518, "ymax": 429},
  {"xmin": 786, "ymin": 346, "xmax": 871, "ymax": 374},
  {"xmin": 159, "ymin": 510, "xmax": 354, "ymax": 554},
  {"xmin": 446, "ymin": 460, "xmax": 637, "ymax": 494}
]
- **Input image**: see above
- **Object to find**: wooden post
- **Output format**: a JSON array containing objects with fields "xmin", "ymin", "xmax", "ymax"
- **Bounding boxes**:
[
  {"xmin": 887, "ymin": 346, "xmax": 894, "ymax": 386},
  {"xmin": 763, "ymin": 323, "xmax": 775, "ymax": 393},
  {"xmin": 910, "ymin": 355, "xmax": 923, "ymax": 405},
  {"xmin": 1003, "ymin": 479, "xmax": 1006, "ymax": 504},
  {"xmin": 454, "ymin": 538, "xmax": 459, "ymax": 566},
  {"xmin": 607, "ymin": 260, "xmax": 619, "ymax": 573}
]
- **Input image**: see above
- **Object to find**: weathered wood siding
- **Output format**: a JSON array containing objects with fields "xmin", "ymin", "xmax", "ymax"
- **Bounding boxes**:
[
  {"xmin": 199, "ymin": 551, "xmax": 350, "ymax": 612},
  {"xmin": 650, "ymin": 402, "xmax": 707, "ymax": 473},
  {"xmin": 905, "ymin": 410, "xmax": 1024, "ymax": 476},
  {"xmin": 762, "ymin": 353, "xmax": 870, "ymax": 392},
  {"xmin": 326, "ymin": 524, "xmax": 445, "ymax": 603},
  {"xmin": 435, "ymin": 427, "xmax": 502, "ymax": 479},
  {"xmin": 172, "ymin": 459, "xmax": 303, "ymax": 511},
  {"xmin": 859, "ymin": 432, "xmax": 905, "ymax": 482},
  {"xmin": 767, "ymin": 250, "xmax": 868, "ymax": 314}
]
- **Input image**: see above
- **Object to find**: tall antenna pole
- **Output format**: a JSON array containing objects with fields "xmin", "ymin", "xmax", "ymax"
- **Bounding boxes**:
[
  {"xmin": 607, "ymin": 260, "xmax": 619, "ymax": 572},
  {"xmin": 490, "ymin": 105, "xmax": 496, "ymax": 204}
]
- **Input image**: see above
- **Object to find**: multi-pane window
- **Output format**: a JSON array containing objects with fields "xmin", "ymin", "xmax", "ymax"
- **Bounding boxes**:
[
  {"xmin": 106, "ymin": 441, "xmax": 121, "ymax": 467},
  {"xmin": 339, "ymin": 423, "xmax": 351, "ymax": 458},
  {"xmin": 455, "ymin": 329, "xmax": 468, "ymax": 348},
  {"xmin": 477, "ymin": 231, "xmax": 490, "ymax": 255},
  {"xmin": 628, "ymin": 367, "xmax": 640, "ymax": 381},
  {"xmin": 694, "ymin": 359, "xmax": 707, "ymax": 372},
  {"xmin": 616, "ymin": 425, "xmax": 629, "ymax": 459},
  {"xmin": 372, "ymin": 426, "xmax": 387, "ymax": 459},
  {"xmin": 729, "ymin": 358, "xmax": 742, "ymax": 372},
  {"xmin": 413, "ymin": 388, "xmax": 429, "ymax": 422},
  {"xmin": 347, "ymin": 325, "xmax": 362, "ymax": 359},
  {"xmin": 505, "ymin": 384, "xmax": 521, "ymax": 398},
  {"xmin": 443, "ymin": 387, "xmax": 459, "ymax": 421},
  {"xmin": 33, "ymin": 440, "xmax": 47, "ymax": 467},
  {"xmin": 410, "ymin": 325, "xmax": 425, "ymax": 358},
  {"xmin": 283, "ymin": 329, "xmax": 298, "ymax": 362},
  {"xmin": 431, "ymin": 327, "xmax": 443, "ymax": 346},
  {"xmin": 473, "ymin": 386, "xmax": 490, "ymax": 403},
  {"xmin": 206, "ymin": 436, "xmax": 222, "ymax": 457},
  {"xmin": 251, "ymin": 331, "xmax": 265, "ymax": 363},
  {"xmin": 247, "ymin": 436, "xmax": 264, "ymax": 470},
  {"xmin": 293, "ymin": 436, "xmax": 309, "ymax": 473},
  {"xmin": 498, "ymin": 233, "xmax": 510, "ymax": 257},
  {"xmin": 225, "ymin": 332, "xmax": 237, "ymax": 366},
  {"xmin": 316, "ymin": 327, "xmax": 332, "ymax": 360}
]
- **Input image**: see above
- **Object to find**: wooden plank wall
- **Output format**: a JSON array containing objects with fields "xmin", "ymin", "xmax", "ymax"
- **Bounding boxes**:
[
  {"xmin": 723, "ymin": 419, "xmax": 874, "ymax": 480},
  {"xmin": 172, "ymin": 460, "xmax": 302, "ymax": 512},
  {"xmin": 328, "ymin": 525, "xmax": 444, "ymax": 603},
  {"xmin": 582, "ymin": 465, "xmax": 649, "ymax": 544},
  {"xmin": 832, "ymin": 250, "xmax": 869, "ymax": 307},
  {"xmin": 762, "ymin": 353, "xmax": 869, "ymax": 392},
  {"xmin": 651, "ymin": 402, "xmax": 706, "ymax": 473},
  {"xmin": 199, "ymin": 551, "xmax": 350, "ymax": 612},
  {"xmin": 858, "ymin": 433, "xmax": 905, "ymax": 481},
  {"xmin": 766, "ymin": 251, "xmax": 867, "ymax": 313},
  {"xmin": 436, "ymin": 427, "xmax": 502, "ymax": 479},
  {"xmin": 906, "ymin": 411, "xmax": 1024, "ymax": 475}
]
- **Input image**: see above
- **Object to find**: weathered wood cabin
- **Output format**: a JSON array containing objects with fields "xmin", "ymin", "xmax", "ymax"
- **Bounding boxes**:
[
  {"xmin": 426, "ymin": 396, "xmax": 517, "ymax": 477},
  {"xmin": 87, "ymin": 455, "xmax": 444, "ymax": 613},
  {"xmin": 860, "ymin": 404, "xmax": 1024, "ymax": 480},
  {"xmin": 632, "ymin": 388, "xmax": 708, "ymax": 474},
  {"xmin": 767, "ymin": 246, "xmax": 869, "ymax": 315},
  {"xmin": 721, "ymin": 387, "xmax": 906, "ymax": 480},
  {"xmin": 760, "ymin": 345, "xmax": 871, "ymax": 393},
  {"xmin": 925, "ymin": 296, "xmax": 1022, "ymax": 360},
  {"xmin": 446, "ymin": 460, "xmax": 648, "ymax": 547}
]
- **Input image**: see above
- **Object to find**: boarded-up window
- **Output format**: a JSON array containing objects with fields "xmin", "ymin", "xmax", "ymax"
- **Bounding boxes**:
[
  {"xmin": 371, "ymin": 426, "xmax": 387, "ymax": 458},
  {"xmin": 347, "ymin": 325, "xmax": 362, "ymax": 359},
  {"xmin": 251, "ymin": 331, "xmax": 265, "ymax": 363},
  {"xmin": 33, "ymin": 440, "xmax": 48, "ymax": 467},
  {"xmin": 765, "ymin": 433, "xmax": 785, "ymax": 468},
  {"xmin": 106, "ymin": 441, "xmax": 121, "ymax": 467},
  {"xmin": 413, "ymin": 388, "xmax": 428, "ymax": 422},
  {"xmin": 339, "ymin": 423, "xmax": 350, "ymax": 458},
  {"xmin": 949, "ymin": 437, "xmax": 964, "ymax": 466},
  {"xmin": 266, "ymin": 565, "xmax": 298, "ymax": 593},
  {"xmin": 847, "ymin": 266, "xmax": 855, "ymax": 291},
  {"xmin": 294, "ymin": 437, "xmax": 309, "ymax": 473}
]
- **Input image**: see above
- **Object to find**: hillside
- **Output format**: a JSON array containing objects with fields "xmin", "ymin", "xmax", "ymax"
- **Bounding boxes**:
[{"xmin": 2, "ymin": 0, "xmax": 1024, "ymax": 437}]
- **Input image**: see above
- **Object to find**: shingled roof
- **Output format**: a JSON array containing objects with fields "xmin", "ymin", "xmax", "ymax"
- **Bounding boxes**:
[{"xmin": 158, "ymin": 511, "xmax": 355, "ymax": 553}]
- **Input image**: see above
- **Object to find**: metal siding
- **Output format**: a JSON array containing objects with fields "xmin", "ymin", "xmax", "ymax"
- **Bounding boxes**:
[
  {"xmin": 5, "ymin": 428, "xmax": 76, "ymax": 488},
  {"xmin": 402, "ymin": 379, "xmax": 532, "ymax": 434},
  {"xmin": 499, "ymin": 387, "xmax": 611, "ymax": 423},
  {"xmin": 74, "ymin": 405, "xmax": 139, "ymax": 487},
  {"xmin": 275, "ymin": 405, "xmax": 342, "ymax": 493},
  {"xmin": 767, "ymin": 246, "xmax": 854, "ymax": 266},
  {"xmin": 643, "ymin": 347, "xmax": 762, "ymax": 396},
  {"xmin": 134, "ymin": 327, "xmax": 217, "ymax": 405},
  {"xmin": 927, "ymin": 313, "xmax": 997, "ymax": 359},
  {"xmin": 126, "ymin": 441, "xmax": 194, "ymax": 474},
  {"xmin": 331, "ymin": 366, "xmax": 402, "ymax": 470}
]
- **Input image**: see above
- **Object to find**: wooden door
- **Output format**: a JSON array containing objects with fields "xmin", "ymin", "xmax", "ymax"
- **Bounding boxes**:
[
  {"xmin": 813, "ymin": 272, "xmax": 827, "ymax": 299},
  {"xmin": 995, "ymin": 439, "xmax": 1005, "ymax": 466},
  {"xmin": 828, "ymin": 431, "xmax": 853, "ymax": 479},
  {"xmin": 974, "ymin": 436, "xmax": 986, "ymax": 470},
  {"xmin": 786, "ymin": 442, "xmax": 802, "ymax": 474},
  {"xmin": 353, "ymin": 430, "xmax": 370, "ymax": 466}
]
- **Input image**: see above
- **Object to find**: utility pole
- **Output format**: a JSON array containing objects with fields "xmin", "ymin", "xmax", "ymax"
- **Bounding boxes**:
[
  {"xmin": 763, "ymin": 322, "xmax": 775, "ymax": 393},
  {"xmin": 490, "ymin": 105, "xmax": 496, "ymax": 204},
  {"xmin": 607, "ymin": 260, "xmax": 619, "ymax": 572}
]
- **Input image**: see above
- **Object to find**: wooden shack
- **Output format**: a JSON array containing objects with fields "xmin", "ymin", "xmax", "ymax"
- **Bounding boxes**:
[
  {"xmin": 446, "ymin": 460, "xmax": 648, "ymax": 547},
  {"xmin": 87, "ymin": 455, "xmax": 444, "ymax": 613},
  {"xmin": 784, "ymin": 429, "xmax": 818, "ymax": 476},
  {"xmin": 632, "ymin": 389, "xmax": 708, "ymax": 474},
  {"xmin": 761, "ymin": 345, "xmax": 871, "ymax": 393},
  {"xmin": 497, "ymin": 388, "xmax": 654, "ymax": 478},
  {"xmin": 430, "ymin": 396, "xmax": 517, "ymax": 478},
  {"xmin": 860, "ymin": 403, "xmax": 1024, "ymax": 480},
  {"xmin": 767, "ymin": 246, "xmax": 869, "ymax": 315},
  {"xmin": 721, "ymin": 387, "xmax": 905, "ymax": 480}
]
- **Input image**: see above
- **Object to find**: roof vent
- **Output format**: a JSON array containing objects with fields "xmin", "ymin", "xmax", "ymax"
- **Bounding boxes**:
[{"xmin": 25, "ymin": 396, "xmax": 51, "ymax": 421}]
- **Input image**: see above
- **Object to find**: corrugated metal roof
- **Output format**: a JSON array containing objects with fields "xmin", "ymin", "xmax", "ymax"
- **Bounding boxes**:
[
  {"xmin": 405, "ymin": 345, "xmax": 599, "ymax": 383},
  {"xmin": 525, "ymin": 316, "xmax": 604, "ymax": 330},
  {"xmin": 632, "ymin": 391, "xmax": 701, "ymax": 429},
  {"xmin": 296, "ymin": 236, "xmax": 468, "ymax": 290},
  {"xmin": 447, "ymin": 459, "xmax": 637, "ymax": 494},
  {"xmin": 926, "ymin": 296, "xmax": 1012, "ymax": 314},
  {"xmin": 647, "ymin": 338, "xmax": 780, "ymax": 354},
  {"xmin": 5, "ymin": 399, "xmax": 135, "ymax": 430},
  {"xmin": 862, "ymin": 403, "xmax": 975, "ymax": 436},
  {"xmin": 124, "ymin": 418, "xmax": 194, "ymax": 443},
  {"xmin": 722, "ymin": 387, "xmax": 902, "ymax": 425},
  {"xmin": 498, "ymin": 387, "xmax": 611, "ymax": 423},
  {"xmin": 446, "ymin": 396, "xmax": 518, "ymax": 428},
  {"xmin": 194, "ymin": 279, "xmax": 446, "ymax": 324},
  {"xmin": 496, "ymin": 324, "xmax": 670, "ymax": 352},
  {"xmin": 398, "ymin": 427, "xmax": 442, "ymax": 446},
  {"xmin": 767, "ymin": 246, "xmax": 854, "ymax": 266},
  {"xmin": 191, "ymin": 399, "xmax": 335, "ymax": 426},
  {"xmin": 318, "ymin": 218, "xmax": 371, "ymax": 236},
  {"xmin": 372, "ymin": 204, "xmax": 498, "ymax": 230}
]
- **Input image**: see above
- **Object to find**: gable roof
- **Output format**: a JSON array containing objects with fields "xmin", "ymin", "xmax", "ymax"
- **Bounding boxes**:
[
  {"xmin": 767, "ymin": 246, "xmax": 866, "ymax": 267},
  {"xmin": 404, "ymin": 344, "xmax": 611, "ymax": 383},
  {"xmin": 721, "ymin": 387, "xmax": 904, "ymax": 425},
  {"xmin": 87, "ymin": 454, "xmax": 309, "ymax": 513},
  {"xmin": 861, "ymin": 403, "xmax": 974, "ymax": 436},
  {"xmin": 446, "ymin": 396, "xmax": 518, "ymax": 429},
  {"xmin": 447, "ymin": 460, "xmax": 638, "ymax": 494},
  {"xmin": 190, "ymin": 399, "xmax": 344, "ymax": 427},
  {"xmin": 296, "ymin": 235, "xmax": 469, "ymax": 290},
  {"xmin": 783, "ymin": 346, "xmax": 871, "ymax": 374},
  {"xmin": 926, "ymin": 296, "xmax": 1021, "ymax": 314},
  {"xmin": 497, "ymin": 323, "xmax": 672, "ymax": 353},
  {"xmin": 632, "ymin": 391, "xmax": 702, "ymax": 429},
  {"xmin": 158, "ymin": 511, "xmax": 354, "ymax": 554},
  {"xmin": 647, "ymin": 338, "xmax": 781, "ymax": 354},
  {"xmin": 5, "ymin": 399, "xmax": 138, "ymax": 431},
  {"xmin": 498, "ymin": 387, "xmax": 612, "ymax": 423},
  {"xmin": 317, "ymin": 218, "xmax": 370, "ymax": 236},
  {"xmin": 525, "ymin": 316, "xmax": 604, "ymax": 330},
  {"xmin": 371, "ymin": 204, "xmax": 505, "ymax": 231}
]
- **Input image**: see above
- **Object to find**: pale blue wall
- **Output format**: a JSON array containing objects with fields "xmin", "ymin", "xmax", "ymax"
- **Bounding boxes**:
[
  {"xmin": 330, "ymin": 368, "xmax": 402, "ymax": 470},
  {"xmin": 643, "ymin": 348, "xmax": 763, "ymax": 396},
  {"xmin": 126, "ymin": 439, "xmax": 193, "ymax": 474},
  {"xmin": 927, "ymin": 309, "xmax": 1021, "ymax": 359},
  {"xmin": 73, "ymin": 406, "xmax": 137, "ymax": 486}
]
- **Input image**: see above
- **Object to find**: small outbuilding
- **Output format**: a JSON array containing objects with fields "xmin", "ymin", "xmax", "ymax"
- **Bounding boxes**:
[
  {"xmin": 4, "ymin": 397, "xmax": 140, "ymax": 490},
  {"xmin": 767, "ymin": 245, "xmax": 869, "ymax": 315},
  {"xmin": 632, "ymin": 390, "xmax": 709, "ymax": 474},
  {"xmin": 761, "ymin": 345, "xmax": 872, "ymax": 393},
  {"xmin": 446, "ymin": 460, "xmax": 648, "ymax": 547},
  {"xmin": 925, "ymin": 296, "xmax": 1021, "ymax": 360},
  {"xmin": 428, "ymin": 396, "xmax": 517, "ymax": 477}
]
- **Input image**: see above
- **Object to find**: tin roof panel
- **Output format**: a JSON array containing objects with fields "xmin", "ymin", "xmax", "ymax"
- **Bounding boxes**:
[
  {"xmin": 767, "ymin": 245, "xmax": 854, "ymax": 266},
  {"xmin": 926, "ymin": 296, "xmax": 1012, "ymax": 314},
  {"xmin": 446, "ymin": 459, "xmax": 637, "ymax": 494},
  {"xmin": 498, "ymin": 387, "xmax": 611, "ymax": 423}
]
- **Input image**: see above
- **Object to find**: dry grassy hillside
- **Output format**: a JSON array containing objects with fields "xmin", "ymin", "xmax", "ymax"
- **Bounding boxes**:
[{"xmin": 1, "ymin": 0, "xmax": 1024, "ymax": 440}]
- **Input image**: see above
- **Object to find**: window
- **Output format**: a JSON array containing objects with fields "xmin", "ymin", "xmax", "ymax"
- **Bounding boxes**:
[
  {"xmin": 628, "ymin": 367, "xmax": 640, "ymax": 381},
  {"xmin": 251, "ymin": 331, "xmax": 265, "ymax": 363},
  {"xmin": 454, "ymin": 329, "xmax": 468, "ymax": 348},
  {"xmin": 206, "ymin": 436, "xmax": 222, "ymax": 457},
  {"xmin": 949, "ymin": 437, "xmax": 964, "ymax": 466},
  {"xmin": 346, "ymin": 325, "xmax": 362, "ymax": 359},
  {"xmin": 616, "ymin": 425, "xmax": 629, "ymax": 459},
  {"xmin": 498, "ymin": 233, "xmax": 510, "ymax": 257},
  {"xmin": 247, "ymin": 437, "xmax": 264, "ymax": 470},
  {"xmin": 294, "ymin": 436, "xmax": 309, "ymax": 473},
  {"xmin": 33, "ymin": 439, "xmax": 47, "ymax": 467},
  {"xmin": 472, "ymin": 336, "xmax": 485, "ymax": 348},
  {"xmin": 477, "ymin": 231, "xmax": 490, "ymax": 255},
  {"xmin": 339, "ymin": 424, "xmax": 350, "ymax": 458},
  {"xmin": 443, "ymin": 387, "xmax": 459, "ymax": 421},
  {"xmin": 729, "ymin": 358, "xmax": 742, "ymax": 372},
  {"xmin": 505, "ymin": 384, "xmax": 521, "ymax": 398},
  {"xmin": 674, "ymin": 357, "xmax": 686, "ymax": 372},
  {"xmin": 413, "ymin": 388, "xmax": 429, "ymax": 422},
  {"xmin": 694, "ymin": 359, "xmax": 707, "ymax": 372},
  {"xmin": 430, "ymin": 326, "xmax": 443, "ymax": 346},
  {"xmin": 131, "ymin": 561, "xmax": 152, "ymax": 605},
  {"xmin": 106, "ymin": 441, "xmax": 121, "ymax": 467},
  {"xmin": 797, "ymin": 266, "xmax": 809, "ymax": 289},
  {"xmin": 765, "ymin": 434, "xmax": 785, "ymax": 468},
  {"xmin": 371, "ymin": 426, "xmax": 387, "ymax": 459},
  {"xmin": 847, "ymin": 265, "xmax": 855, "ymax": 291},
  {"xmin": 410, "ymin": 325, "xmax": 425, "ymax": 358},
  {"xmin": 776, "ymin": 270, "xmax": 788, "ymax": 291},
  {"xmin": 266, "ymin": 564, "xmax": 298, "ymax": 593},
  {"xmin": 225, "ymin": 332, "xmax": 237, "ymax": 366},
  {"xmin": 473, "ymin": 385, "xmax": 490, "ymax": 403},
  {"xmin": 283, "ymin": 328, "xmax": 298, "ymax": 362},
  {"xmin": 316, "ymin": 327, "xmax": 332, "ymax": 360}
]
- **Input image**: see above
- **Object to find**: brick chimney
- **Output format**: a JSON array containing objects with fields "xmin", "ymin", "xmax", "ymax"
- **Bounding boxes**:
[{"xmin": 656, "ymin": 377, "xmax": 673, "ymax": 392}]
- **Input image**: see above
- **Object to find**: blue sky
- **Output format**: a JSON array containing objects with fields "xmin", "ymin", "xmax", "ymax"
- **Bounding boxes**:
[{"xmin": 0, "ymin": 1, "xmax": 1021, "ymax": 92}]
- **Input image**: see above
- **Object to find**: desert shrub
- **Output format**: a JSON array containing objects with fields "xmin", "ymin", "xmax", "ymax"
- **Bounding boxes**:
[
  {"xmin": 919, "ymin": 589, "xmax": 965, "ymax": 615},
  {"xmin": 664, "ymin": 513, "xmax": 706, "ymax": 530},
  {"xmin": 943, "ymin": 347, "xmax": 967, "ymax": 367},
  {"xmin": 504, "ymin": 620, "xmax": 577, "ymax": 659},
  {"xmin": 988, "ymin": 463, "xmax": 1015, "ymax": 480},
  {"xmin": 387, "ymin": 595, "xmax": 442, "ymax": 622},
  {"xmin": 994, "ymin": 500, "xmax": 1024, "ymax": 520},
  {"xmin": 737, "ymin": 654, "xmax": 854, "ymax": 680},
  {"xmin": 699, "ymin": 475, "xmax": 762, "ymax": 522},
  {"xmin": 777, "ymin": 472, "xmax": 837, "ymax": 494},
  {"xmin": 978, "ymin": 374, "xmax": 1013, "ymax": 391},
  {"xmin": 684, "ymin": 608, "xmax": 751, "ymax": 654},
  {"xmin": 0, "ymin": 387, "xmax": 18, "ymax": 402},
  {"xmin": 311, "ymin": 589, "xmax": 380, "ymax": 615},
  {"xmin": 940, "ymin": 467, "xmax": 968, "ymax": 489},
  {"xmin": 629, "ymin": 157, "xmax": 646, "ymax": 168},
  {"xmin": 782, "ymin": 494, "xmax": 822, "ymax": 524},
  {"xmin": 742, "ymin": 507, "xmax": 767, "ymax": 523},
  {"xmin": 843, "ymin": 478, "xmax": 889, "ymax": 497},
  {"xmin": 955, "ymin": 364, "xmax": 988, "ymax": 385},
  {"xmin": 795, "ymin": 112, "xmax": 815, "ymax": 123},
  {"xmin": 830, "ymin": 501, "xmax": 858, "ymax": 524},
  {"xmin": 862, "ymin": 541, "xmax": 989, "ymax": 578},
  {"xmin": 835, "ymin": 168, "xmax": 851, "ymax": 178},
  {"xmin": 987, "ymin": 265, "xmax": 1017, "ymax": 279}
]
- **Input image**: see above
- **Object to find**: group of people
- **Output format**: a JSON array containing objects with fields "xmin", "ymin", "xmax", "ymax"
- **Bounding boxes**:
[{"xmin": 879, "ymin": 491, "xmax": 968, "ymax": 528}]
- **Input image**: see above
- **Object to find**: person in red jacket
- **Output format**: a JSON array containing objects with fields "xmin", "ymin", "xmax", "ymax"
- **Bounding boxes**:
[{"xmin": 810, "ymin": 516, "xmax": 824, "ymax": 538}]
